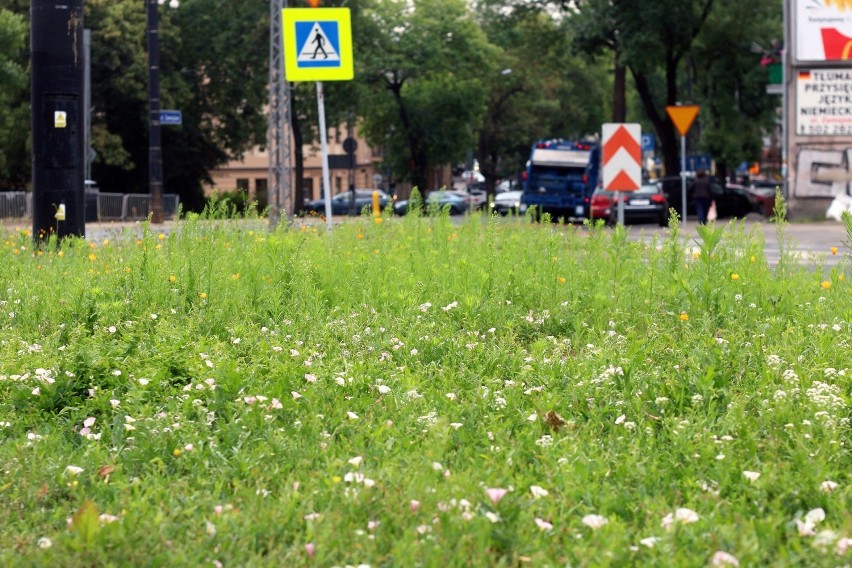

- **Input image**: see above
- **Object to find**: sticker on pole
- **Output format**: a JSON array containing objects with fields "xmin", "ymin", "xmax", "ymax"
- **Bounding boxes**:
[
  {"xmin": 602, "ymin": 123, "xmax": 642, "ymax": 192},
  {"xmin": 282, "ymin": 8, "xmax": 353, "ymax": 82}
]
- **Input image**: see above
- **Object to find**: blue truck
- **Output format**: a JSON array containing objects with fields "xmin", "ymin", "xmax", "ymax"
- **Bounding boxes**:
[{"xmin": 520, "ymin": 139, "xmax": 601, "ymax": 221}]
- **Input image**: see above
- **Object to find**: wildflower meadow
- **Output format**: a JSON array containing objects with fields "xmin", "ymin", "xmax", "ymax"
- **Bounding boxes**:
[{"xmin": 0, "ymin": 201, "xmax": 850, "ymax": 567}]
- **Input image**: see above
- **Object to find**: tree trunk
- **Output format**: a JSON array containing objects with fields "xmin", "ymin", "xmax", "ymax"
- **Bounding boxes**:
[
  {"xmin": 291, "ymin": 105, "xmax": 305, "ymax": 215},
  {"xmin": 389, "ymin": 82, "xmax": 428, "ymax": 192},
  {"xmin": 613, "ymin": 54, "xmax": 626, "ymax": 123},
  {"xmin": 632, "ymin": 68, "xmax": 679, "ymax": 177}
]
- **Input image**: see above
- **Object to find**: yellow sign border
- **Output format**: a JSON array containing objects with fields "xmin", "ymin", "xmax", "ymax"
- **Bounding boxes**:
[{"xmin": 282, "ymin": 8, "xmax": 353, "ymax": 82}]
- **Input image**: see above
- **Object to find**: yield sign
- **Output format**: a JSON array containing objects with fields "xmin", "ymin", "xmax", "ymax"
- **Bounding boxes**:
[
  {"xmin": 666, "ymin": 105, "xmax": 700, "ymax": 136},
  {"xmin": 602, "ymin": 123, "xmax": 642, "ymax": 192}
]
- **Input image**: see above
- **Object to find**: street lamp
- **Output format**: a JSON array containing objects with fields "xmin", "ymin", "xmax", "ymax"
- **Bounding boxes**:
[{"xmin": 147, "ymin": 0, "xmax": 178, "ymax": 224}]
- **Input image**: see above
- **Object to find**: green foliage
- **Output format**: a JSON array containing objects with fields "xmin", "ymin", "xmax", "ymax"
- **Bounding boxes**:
[
  {"xmin": 357, "ymin": 0, "xmax": 498, "ymax": 189},
  {"xmin": 567, "ymin": 0, "xmax": 781, "ymax": 176},
  {"xmin": 691, "ymin": 0, "xmax": 781, "ymax": 172},
  {"xmin": 0, "ymin": 216, "xmax": 849, "ymax": 565},
  {"xmin": 85, "ymin": 0, "xmax": 269, "ymax": 210},
  {"xmin": 0, "ymin": 8, "xmax": 29, "ymax": 188}
]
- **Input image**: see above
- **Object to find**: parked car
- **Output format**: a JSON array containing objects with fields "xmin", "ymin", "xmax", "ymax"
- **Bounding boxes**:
[
  {"xmin": 590, "ymin": 183, "xmax": 669, "ymax": 226},
  {"xmin": 303, "ymin": 189, "xmax": 390, "ymax": 216},
  {"xmin": 452, "ymin": 189, "xmax": 487, "ymax": 210},
  {"xmin": 491, "ymin": 190, "xmax": 523, "ymax": 216},
  {"xmin": 496, "ymin": 179, "xmax": 518, "ymax": 193},
  {"xmin": 393, "ymin": 191, "xmax": 469, "ymax": 216},
  {"xmin": 729, "ymin": 183, "xmax": 778, "ymax": 217},
  {"xmin": 658, "ymin": 176, "xmax": 761, "ymax": 220}
]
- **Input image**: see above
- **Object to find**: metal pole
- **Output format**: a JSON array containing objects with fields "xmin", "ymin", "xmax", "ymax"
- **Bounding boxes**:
[
  {"xmin": 31, "ymin": 0, "xmax": 86, "ymax": 240},
  {"xmin": 680, "ymin": 134, "xmax": 687, "ymax": 223},
  {"xmin": 317, "ymin": 81, "xmax": 333, "ymax": 231},
  {"xmin": 83, "ymin": 28, "xmax": 91, "ymax": 182},
  {"xmin": 617, "ymin": 191, "xmax": 624, "ymax": 225},
  {"xmin": 147, "ymin": 0, "xmax": 164, "ymax": 224}
]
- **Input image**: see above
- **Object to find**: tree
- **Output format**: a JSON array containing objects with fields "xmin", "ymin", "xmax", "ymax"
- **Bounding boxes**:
[
  {"xmin": 86, "ymin": 0, "xmax": 269, "ymax": 211},
  {"xmin": 568, "ymin": 0, "xmax": 718, "ymax": 176},
  {"xmin": 356, "ymin": 0, "xmax": 498, "ymax": 191},
  {"xmin": 474, "ymin": 3, "xmax": 610, "ymax": 197},
  {"xmin": 0, "ymin": 8, "xmax": 29, "ymax": 188},
  {"xmin": 690, "ymin": 0, "xmax": 781, "ymax": 178}
]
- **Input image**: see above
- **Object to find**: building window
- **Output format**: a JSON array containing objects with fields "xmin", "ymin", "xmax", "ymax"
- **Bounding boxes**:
[
  {"xmin": 303, "ymin": 178, "xmax": 314, "ymax": 200},
  {"xmin": 236, "ymin": 178, "xmax": 249, "ymax": 191}
]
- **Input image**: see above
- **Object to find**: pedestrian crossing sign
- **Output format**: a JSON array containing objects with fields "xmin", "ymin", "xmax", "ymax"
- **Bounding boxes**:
[{"xmin": 282, "ymin": 8, "xmax": 353, "ymax": 82}]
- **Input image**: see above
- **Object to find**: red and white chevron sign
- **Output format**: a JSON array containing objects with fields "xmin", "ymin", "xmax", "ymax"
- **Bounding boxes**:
[{"xmin": 602, "ymin": 123, "xmax": 641, "ymax": 192}]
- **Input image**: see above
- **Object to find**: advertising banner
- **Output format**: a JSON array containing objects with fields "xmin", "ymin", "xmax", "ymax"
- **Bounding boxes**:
[
  {"xmin": 795, "ymin": 0, "xmax": 852, "ymax": 62},
  {"xmin": 796, "ymin": 69, "xmax": 852, "ymax": 135}
]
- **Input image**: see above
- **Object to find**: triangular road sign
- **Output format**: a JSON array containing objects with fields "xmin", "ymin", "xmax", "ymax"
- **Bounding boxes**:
[
  {"xmin": 297, "ymin": 22, "xmax": 340, "ymax": 63},
  {"xmin": 666, "ymin": 105, "xmax": 700, "ymax": 136}
]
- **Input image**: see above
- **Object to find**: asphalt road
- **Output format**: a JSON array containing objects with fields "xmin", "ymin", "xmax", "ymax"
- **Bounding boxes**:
[{"xmin": 5, "ymin": 214, "xmax": 849, "ymax": 269}]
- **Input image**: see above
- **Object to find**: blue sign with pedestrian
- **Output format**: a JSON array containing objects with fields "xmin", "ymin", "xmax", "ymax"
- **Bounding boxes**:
[
  {"xmin": 160, "ymin": 110, "xmax": 182, "ymax": 126},
  {"xmin": 641, "ymin": 134, "xmax": 655, "ymax": 152},
  {"xmin": 296, "ymin": 21, "xmax": 341, "ymax": 68}
]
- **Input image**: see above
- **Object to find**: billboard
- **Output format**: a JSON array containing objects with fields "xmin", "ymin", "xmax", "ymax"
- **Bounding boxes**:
[
  {"xmin": 795, "ymin": 0, "xmax": 852, "ymax": 62},
  {"xmin": 796, "ymin": 69, "xmax": 852, "ymax": 135}
]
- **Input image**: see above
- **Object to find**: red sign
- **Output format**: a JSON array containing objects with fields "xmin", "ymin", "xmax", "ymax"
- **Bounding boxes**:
[{"xmin": 602, "ymin": 123, "xmax": 642, "ymax": 192}]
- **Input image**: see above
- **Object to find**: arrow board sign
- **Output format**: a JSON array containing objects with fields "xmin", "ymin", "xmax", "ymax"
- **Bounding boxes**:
[
  {"xmin": 282, "ymin": 8, "xmax": 354, "ymax": 82},
  {"xmin": 602, "ymin": 123, "xmax": 642, "ymax": 192}
]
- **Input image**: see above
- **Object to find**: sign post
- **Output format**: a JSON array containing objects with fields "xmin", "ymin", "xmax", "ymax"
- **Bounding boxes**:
[
  {"xmin": 602, "ymin": 123, "xmax": 642, "ymax": 225},
  {"xmin": 665, "ymin": 105, "xmax": 700, "ymax": 222},
  {"xmin": 282, "ymin": 7, "xmax": 354, "ymax": 231}
]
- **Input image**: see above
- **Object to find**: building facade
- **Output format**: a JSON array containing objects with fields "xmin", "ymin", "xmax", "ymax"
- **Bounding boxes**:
[{"xmin": 207, "ymin": 125, "xmax": 452, "ymax": 211}]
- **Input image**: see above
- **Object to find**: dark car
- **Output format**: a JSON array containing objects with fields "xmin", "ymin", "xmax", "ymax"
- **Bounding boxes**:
[
  {"xmin": 393, "ymin": 191, "xmax": 469, "ymax": 216},
  {"xmin": 658, "ymin": 176, "xmax": 761, "ymax": 220},
  {"xmin": 303, "ymin": 189, "xmax": 390, "ymax": 216},
  {"xmin": 590, "ymin": 183, "xmax": 669, "ymax": 226},
  {"xmin": 490, "ymin": 190, "xmax": 523, "ymax": 216}
]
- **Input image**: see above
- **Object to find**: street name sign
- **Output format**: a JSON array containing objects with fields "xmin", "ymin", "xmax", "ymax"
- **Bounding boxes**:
[
  {"xmin": 160, "ymin": 110, "xmax": 182, "ymax": 126},
  {"xmin": 282, "ymin": 8, "xmax": 353, "ymax": 82}
]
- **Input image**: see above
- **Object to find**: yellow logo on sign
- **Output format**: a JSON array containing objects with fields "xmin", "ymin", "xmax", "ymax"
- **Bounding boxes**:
[{"xmin": 282, "ymin": 8, "xmax": 353, "ymax": 82}]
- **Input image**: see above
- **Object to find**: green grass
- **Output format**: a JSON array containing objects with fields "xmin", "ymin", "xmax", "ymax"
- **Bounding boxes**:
[{"xmin": 0, "ymin": 205, "xmax": 850, "ymax": 567}]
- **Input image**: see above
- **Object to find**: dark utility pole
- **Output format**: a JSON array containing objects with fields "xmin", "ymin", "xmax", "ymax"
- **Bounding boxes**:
[
  {"xmin": 147, "ymin": 0, "xmax": 164, "ymax": 223},
  {"xmin": 31, "ymin": 0, "xmax": 86, "ymax": 239}
]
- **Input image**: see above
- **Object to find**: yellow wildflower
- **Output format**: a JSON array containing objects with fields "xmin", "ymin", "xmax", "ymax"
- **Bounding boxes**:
[
  {"xmin": 821, "ymin": 281, "xmax": 831, "ymax": 290},
  {"xmin": 680, "ymin": 312, "xmax": 689, "ymax": 322},
  {"xmin": 730, "ymin": 273, "xmax": 740, "ymax": 281}
]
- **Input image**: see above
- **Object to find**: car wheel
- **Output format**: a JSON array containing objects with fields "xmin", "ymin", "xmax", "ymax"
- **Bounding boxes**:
[{"xmin": 658, "ymin": 214, "xmax": 668, "ymax": 227}]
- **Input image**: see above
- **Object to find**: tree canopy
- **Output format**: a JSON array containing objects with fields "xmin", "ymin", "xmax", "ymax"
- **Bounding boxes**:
[
  {"xmin": 0, "ymin": 0, "xmax": 784, "ymax": 204},
  {"xmin": 0, "ymin": 8, "xmax": 29, "ymax": 189}
]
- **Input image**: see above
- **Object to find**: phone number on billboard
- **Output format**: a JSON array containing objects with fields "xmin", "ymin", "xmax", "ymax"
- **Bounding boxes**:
[{"xmin": 798, "ymin": 123, "xmax": 852, "ymax": 135}]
